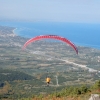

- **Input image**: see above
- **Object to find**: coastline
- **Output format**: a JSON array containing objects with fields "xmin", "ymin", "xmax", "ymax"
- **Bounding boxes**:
[
  {"xmin": 12, "ymin": 28, "xmax": 17, "ymax": 36},
  {"xmin": 12, "ymin": 27, "xmax": 29, "ymax": 39},
  {"xmin": 12, "ymin": 28, "xmax": 100, "ymax": 50},
  {"xmin": 1, "ymin": 23, "xmax": 100, "ymax": 50},
  {"xmin": 0, "ymin": 25, "xmax": 100, "ymax": 74}
]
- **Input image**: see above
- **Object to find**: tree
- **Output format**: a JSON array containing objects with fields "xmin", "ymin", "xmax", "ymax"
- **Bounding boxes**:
[
  {"xmin": 80, "ymin": 85, "xmax": 88, "ymax": 94},
  {"xmin": 93, "ymin": 80, "xmax": 100, "ymax": 91}
]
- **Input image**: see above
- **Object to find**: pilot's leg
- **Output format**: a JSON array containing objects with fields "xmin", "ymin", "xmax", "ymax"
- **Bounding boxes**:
[{"xmin": 47, "ymin": 82, "xmax": 49, "ymax": 86}]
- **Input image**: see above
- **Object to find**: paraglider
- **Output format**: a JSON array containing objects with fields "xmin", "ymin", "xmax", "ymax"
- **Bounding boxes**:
[
  {"xmin": 22, "ymin": 35, "xmax": 78, "ymax": 86},
  {"xmin": 46, "ymin": 77, "xmax": 51, "ymax": 86},
  {"xmin": 22, "ymin": 35, "xmax": 78, "ymax": 54}
]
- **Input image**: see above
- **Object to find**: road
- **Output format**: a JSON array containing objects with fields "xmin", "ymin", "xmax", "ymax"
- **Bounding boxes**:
[{"xmin": 28, "ymin": 50, "xmax": 99, "ymax": 73}]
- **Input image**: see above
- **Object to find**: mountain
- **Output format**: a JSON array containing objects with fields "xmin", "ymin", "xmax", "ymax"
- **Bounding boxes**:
[{"xmin": 0, "ymin": 25, "xmax": 100, "ymax": 99}]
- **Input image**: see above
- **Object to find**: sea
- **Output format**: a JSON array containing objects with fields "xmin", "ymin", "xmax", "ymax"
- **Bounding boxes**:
[{"xmin": 0, "ymin": 21, "xmax": 100, "ymax": 50}]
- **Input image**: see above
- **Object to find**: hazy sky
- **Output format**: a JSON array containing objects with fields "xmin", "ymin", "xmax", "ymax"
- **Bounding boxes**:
[{"xmin": 0, "ymin": 0, "xmax": 100, "ymax": 23}]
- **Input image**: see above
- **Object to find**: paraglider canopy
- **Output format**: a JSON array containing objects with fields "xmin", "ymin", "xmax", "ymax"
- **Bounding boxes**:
[{"xmin": 22, "ymin": 35, "xmax": 78, "ymax": 54}]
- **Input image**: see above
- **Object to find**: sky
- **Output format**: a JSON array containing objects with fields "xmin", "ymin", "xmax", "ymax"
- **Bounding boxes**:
[{"xmin": 0, "ymin": 0, "xmax": 100, "ymax": 23}]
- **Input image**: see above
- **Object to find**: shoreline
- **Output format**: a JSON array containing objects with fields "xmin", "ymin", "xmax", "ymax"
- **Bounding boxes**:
[
  {"xmin": 0, "ymin": 25, "xmax": 100, "ymax": 73},
  {"xmin": 4, "ymin": 25, "xmax": 100, "ymax": 50},
  {"xmin": 12, "ymin": 28, "xmax": 17, "ymax": 36}
]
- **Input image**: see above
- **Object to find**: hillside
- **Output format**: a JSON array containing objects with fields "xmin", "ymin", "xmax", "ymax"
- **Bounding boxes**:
[{"xmin": 0, "ymin": 25, "xmax": 100, "ymax": 99}]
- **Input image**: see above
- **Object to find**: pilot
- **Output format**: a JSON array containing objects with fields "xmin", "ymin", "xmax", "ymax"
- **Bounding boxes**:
[{"xmin": 46, "ymin": 77, "xmax": 51, "ymax": 86}]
